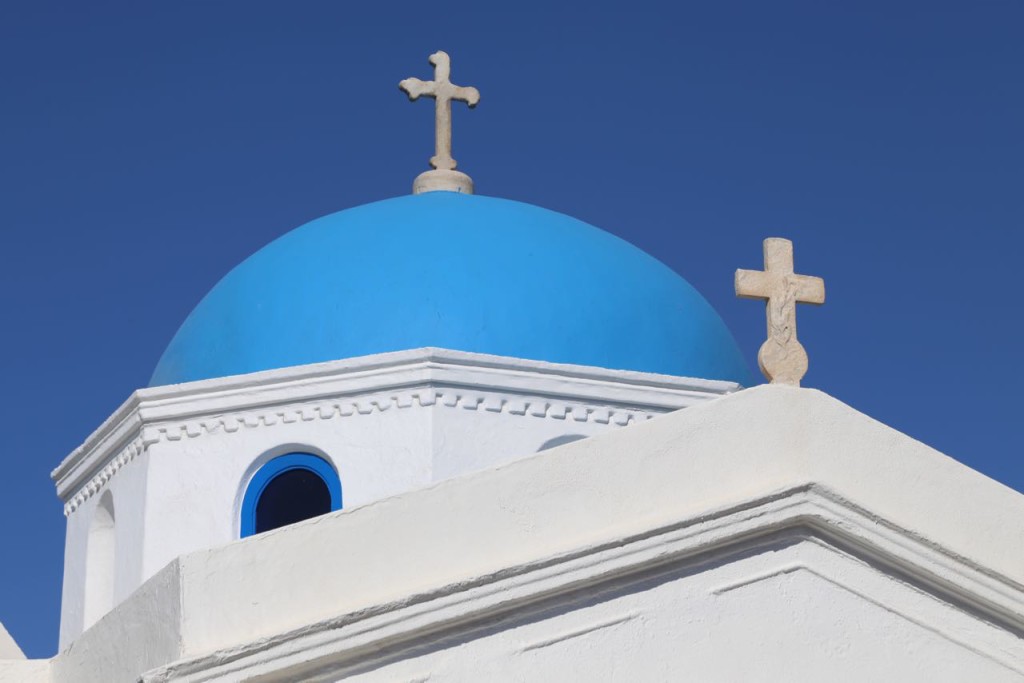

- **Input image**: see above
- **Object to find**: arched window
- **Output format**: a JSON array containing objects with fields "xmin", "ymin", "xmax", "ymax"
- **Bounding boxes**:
[
  {"xmin": 84, "ymin": 491, "xmax": 115, "ymax": 629},
  {"xmin": 240, "ymin": 453, "xmax": 342, "ymax": 538}
]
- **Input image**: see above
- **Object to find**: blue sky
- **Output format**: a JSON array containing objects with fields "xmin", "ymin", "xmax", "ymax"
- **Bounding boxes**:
[{"xmin": 1, "ymin": 1, "xmax": 1021, "ymax": 658}]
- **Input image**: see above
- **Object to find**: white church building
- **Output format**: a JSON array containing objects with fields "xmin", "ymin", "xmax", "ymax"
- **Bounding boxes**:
[{"xmin": 2, "ymin": 52, "xmax": 1024, "ymax": 682}]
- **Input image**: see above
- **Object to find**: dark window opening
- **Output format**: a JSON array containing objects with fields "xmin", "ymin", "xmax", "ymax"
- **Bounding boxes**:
[{"xmin": 254, "ymin": 468, "xmax": 332, "ymax": 534}]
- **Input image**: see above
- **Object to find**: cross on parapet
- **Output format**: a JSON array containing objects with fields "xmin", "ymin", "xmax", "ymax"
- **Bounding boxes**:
[
  {"xmin": 400, "ymin": 51, "xmax": 480, "ymax": 194},
  {"xmin": 735, "ymin": 238, "xmax": 825, "ymax": 387}
]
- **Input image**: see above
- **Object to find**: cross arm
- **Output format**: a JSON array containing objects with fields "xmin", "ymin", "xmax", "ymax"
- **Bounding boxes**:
[
  {"xmin": 735, "ymin": 269, "xmax": 773, "ymax": 300},
  {"xmin": 793, "ymin": 275, "xmax": 825, "ymax": 305},
  {"xmin": 399, "ymin": 78, "xmax": 434, "ymax": 101},
  {"xmin": 452, "ymin": 85, "xmax": 480, "ymax": 107}
]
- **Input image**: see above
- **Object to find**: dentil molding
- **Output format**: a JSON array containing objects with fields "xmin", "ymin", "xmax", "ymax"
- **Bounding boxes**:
[{"xmin": 54, "ymin": 348, "xmax": 740, "ymax": 515}]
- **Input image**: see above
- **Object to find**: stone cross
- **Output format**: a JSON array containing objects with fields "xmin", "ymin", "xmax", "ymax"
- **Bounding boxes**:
[
  {"xmin": 400, "ymin": 51, "xmax": 480, "ymax": 194},
  {"xmin": 735, "ymin": 238, "xmax": 825, "ymax": 386}
]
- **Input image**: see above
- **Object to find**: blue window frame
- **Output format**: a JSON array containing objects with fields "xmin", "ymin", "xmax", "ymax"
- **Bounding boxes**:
[{"xmin": 240, "ymin": 453, "xmax": 342, "ymax": 538}]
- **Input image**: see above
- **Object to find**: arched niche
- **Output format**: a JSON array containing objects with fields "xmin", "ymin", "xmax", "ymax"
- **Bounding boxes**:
[
  {"xmin": 83, "ymin": 490, "xmax": 115, "ymax": 629},
  {"xmin": 240, "ymin": 453, "xmax": 342, "ymax": 538}
]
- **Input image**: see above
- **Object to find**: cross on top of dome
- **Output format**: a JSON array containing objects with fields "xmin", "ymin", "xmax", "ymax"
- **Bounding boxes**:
[{"xmin": 400, "ymin": 51, "xmax": 480, "ymax": 195}]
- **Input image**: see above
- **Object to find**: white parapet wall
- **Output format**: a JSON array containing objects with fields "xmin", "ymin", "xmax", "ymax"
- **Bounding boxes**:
[
  {"xmin": 0, "ymin": 623, "xmax": 48, "ymax": 683},
  {"xmin": 0, "ymin": 623, "xmax": 24, "ymax": 661},
  {"xmin": 44, "ymin": 385, "xmax": 1024, "ymax": 682},
  {"xmin": 50, "ymin": 348, "xmax": 739, "ymax": 647}
]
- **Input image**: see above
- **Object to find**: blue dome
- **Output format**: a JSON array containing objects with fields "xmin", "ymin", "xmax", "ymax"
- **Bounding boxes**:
[{"xmin": 150, "ymin": 193, "xmax": 751, "ymax": 386}]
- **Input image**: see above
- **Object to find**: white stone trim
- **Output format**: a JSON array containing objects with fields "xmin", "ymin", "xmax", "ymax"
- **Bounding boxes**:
[
  {"xmin": 53, "ymin": 348, "xmax": 739, "ymax": 514},
  {"xmin": 150, "ymin": 389, "xmax": 654, "ymax": 446}
]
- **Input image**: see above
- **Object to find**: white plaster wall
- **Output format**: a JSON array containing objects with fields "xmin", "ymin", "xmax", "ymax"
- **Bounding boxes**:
[
  {"xmin": 139, "ymin": 400, "xmax": 434, "ymax": 581},
  {"xmin": 331, "ymin": 539, "xmax": 1024, "ymax": 683},
  {"xmin": 160, "ymin": 386, "xmax": 1024, "ymax": 662},
  {"xmin": 47, "ymin": 530, "xmax": 1024, "ymax": 682},
  {"xmin": 138, "ymin": 394, "xmax": 634, "ymax": 585},
  {"xmin": 58, "ymin": 452, "xmax": 148, "ymax": 649},
  {"xmin": 44, "ymin": 385, "xmax": 1024, "ymax": 681},
  {"xmin": 51, "ymin": 562, "xmax": 181, "ymax": 683},
  {"xmin": 58, "ymin": 499, "xmax": 89, "ymax": 647},
  {"xmin": 62, "ymin": 392, "xmax": 622, "ymax": 645},
  {"xmin": 0, "ymin": 661, "xmax": 49, "ymax": 683},
  {"xmin": 0, "ymin": 623, "xmax": 23, "ymax": 660},
  {"xmin": 57, "ymin": 351, "xmax": 725, "ymax": 645},
  {"xmin": 429, "ymin": 396, "xmax": 619, "ymax": 481}
]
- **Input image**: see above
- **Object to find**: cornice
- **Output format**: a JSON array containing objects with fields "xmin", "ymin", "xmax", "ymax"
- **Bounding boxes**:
[
  {"xmin": 54, "ymin": 348, "xmax": 739, "ymax": 515},
  {"xmin": 51, "ymin": 395, "xmax": 144, "ymax": 507},
  {"xmin": 151, "ymin": 387, "xmax": 654, "ymax": 446},
  {"xmin": 60, "ymin": 436, "xmax": 147, "ymax": 517}
]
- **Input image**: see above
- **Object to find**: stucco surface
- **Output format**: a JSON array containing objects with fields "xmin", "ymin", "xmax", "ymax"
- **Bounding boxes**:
[
  {"xmin": 55, "ymin": 349, "xmax": 736, "ymax": 644},
  {"xmin": 0, "ymin": 625, "xmax": 47, "ymax": 683},
  {"xmin": 328, "ymin": 540, "xmax": 1022, "ymax": 683},
  {"xmin": 0, "ymin": 661, "xmax": 49, "ymax": 683},
  {"xmin": 48, "ymin": 384, "xmax": 1024, "ymax": 681},
  {"xmin": 52, "ymin": 563, "xmax": 181, "ymax": 683},
  {"xmin": 0, "ymin": 624, "xmax": 22, "ymax": 660},
  {"xmin": 180, "ymin": 384, "xmax": 1024, "ymax": 644}
]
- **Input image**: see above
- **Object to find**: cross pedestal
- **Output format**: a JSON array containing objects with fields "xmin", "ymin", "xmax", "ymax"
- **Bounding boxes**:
[{"xmin": 400, "ymin": 51, "xmax": 480, "ymax": 194}]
